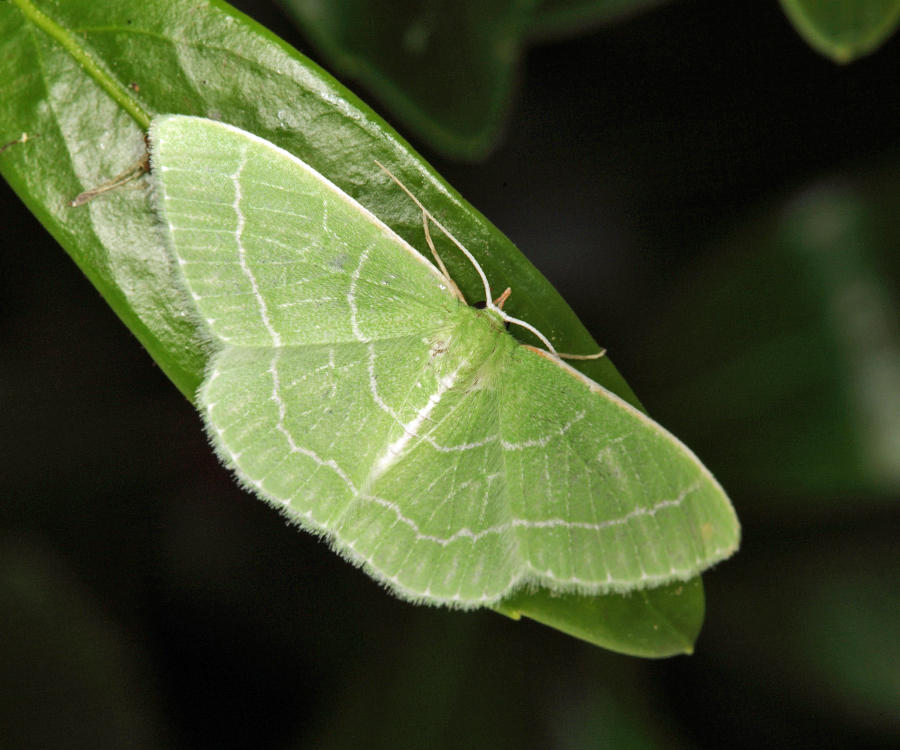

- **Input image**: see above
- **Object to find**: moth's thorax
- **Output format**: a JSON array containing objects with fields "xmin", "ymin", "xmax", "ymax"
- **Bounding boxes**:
[{"xmin": 427, "ymin": 304, "xmax": 517, "ymax": 389}]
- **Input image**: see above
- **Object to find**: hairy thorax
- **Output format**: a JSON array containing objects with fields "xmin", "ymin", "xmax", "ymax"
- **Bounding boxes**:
[{"xmin": 426, "ymin": 302, "xmax": 519, "ymax": 393}]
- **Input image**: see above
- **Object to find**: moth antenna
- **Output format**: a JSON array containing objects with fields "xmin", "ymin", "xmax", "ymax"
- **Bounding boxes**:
[
  {"xmin": 375, "ymin": 160, "xmax": 493, "ymax": 305},
  {"xmin": 374, "ymin": 160, "xmax": 465, "ymax": 302},
  {"xmin": 374, "ymin": 160, "xmax": 566, "ymax": 357},
  {"xmin": 420, "ymin": 202, "xmax": 467, "ymax": 304},
  {"xmin": 501, "ymin": 314, "xmax": 559, "ymax": 355},
  {"xmin": 69, "ymin": 152, "xmax": 150, "ymax": 207},
  {"xmin": 557, "ymin": 349, "xmax": 607, "ymax": 361}
]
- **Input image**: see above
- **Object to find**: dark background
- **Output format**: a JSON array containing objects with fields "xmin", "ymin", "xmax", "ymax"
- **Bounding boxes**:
[{"xmin": 2, "ymin": 0, "xmax": 898, "ymax": 747}]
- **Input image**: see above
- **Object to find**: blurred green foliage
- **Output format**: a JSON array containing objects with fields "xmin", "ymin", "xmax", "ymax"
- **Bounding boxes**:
[
  {"xmin": 780, "ymin": 0, "xmax": 900, "ymax": 62},
  {"xmin": 281, "ymin": 0, "xmax": 900, "ymax": 159},
  {"xmin": 528, "ymin": 0, "xmax": 668, "ymax": 38},
  {"xmin": 277, "ymin": 0, "xmax": 535, "ymax": 159},
  {"xmin": 638, "ymin": 182, "xmax": 900, "ymax": 503},
  {"xmin": 277, "ymin": 0, "xmax": 672, "ymax": 159}
]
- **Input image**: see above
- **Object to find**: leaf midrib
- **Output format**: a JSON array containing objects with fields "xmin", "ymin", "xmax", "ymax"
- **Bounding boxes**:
[{"xmin": 11, "ymin": 0, "xmax": 150, "ymax": 128}]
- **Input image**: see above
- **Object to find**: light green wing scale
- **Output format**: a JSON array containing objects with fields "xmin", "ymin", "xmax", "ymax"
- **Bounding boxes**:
[{"xmin": 150, "ymin": 115, "xmax": 739, "ymax": 608}]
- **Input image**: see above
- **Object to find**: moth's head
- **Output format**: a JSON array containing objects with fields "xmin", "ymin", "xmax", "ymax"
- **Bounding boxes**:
[{"xmin": 472, "ymin": 300, "xmax": 511, "ymax": 331}]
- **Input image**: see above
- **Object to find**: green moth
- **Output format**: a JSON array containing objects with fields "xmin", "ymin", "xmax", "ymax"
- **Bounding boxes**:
[{"xmin": 149, "ymin": 115, "xmax": 739, "ymax": 607}]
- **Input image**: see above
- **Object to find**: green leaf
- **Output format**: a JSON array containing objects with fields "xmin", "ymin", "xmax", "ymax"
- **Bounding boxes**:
[
  {"xmin": 0, "ymin": 0, "xmax": 706, "ymax": 656},
  {"xmin": 496, "ymin": 577, "xmax": 704, "ymax": 656},
  {"xmin": 779, "ymin": 0, "xmax": 900, "ymax": 62},
  {"xmin": 278, "ymin": 0, "xmax": 535, "ymax": 160}
]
